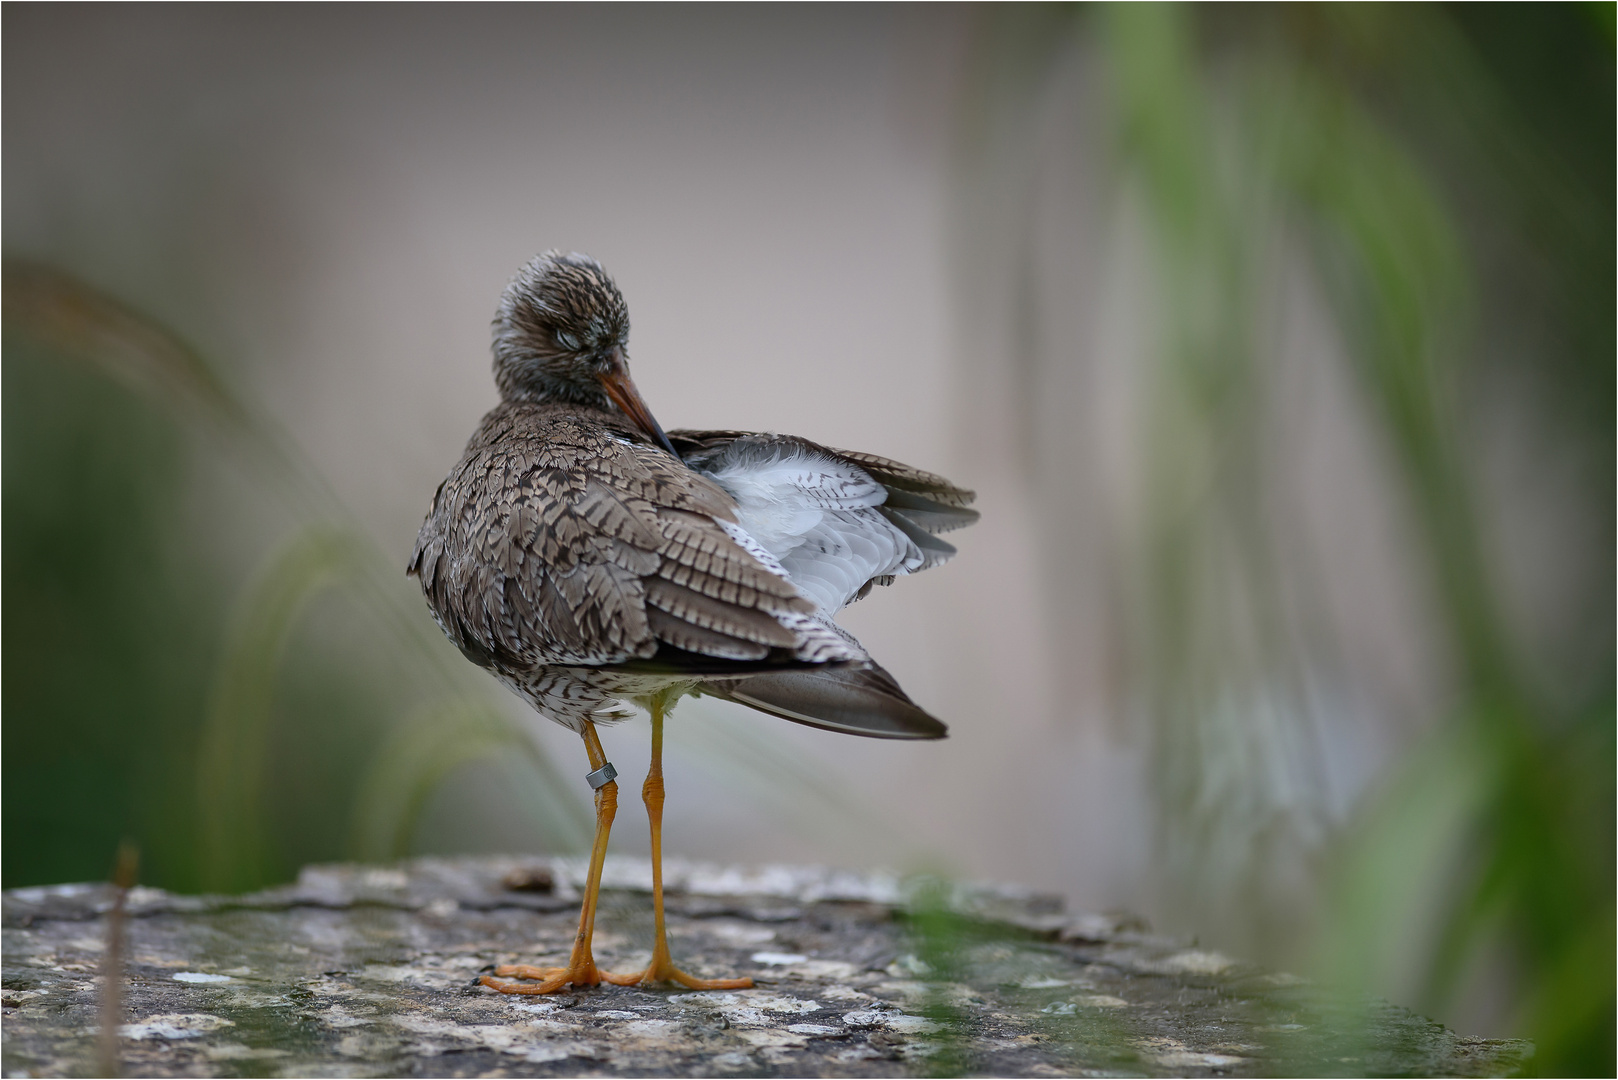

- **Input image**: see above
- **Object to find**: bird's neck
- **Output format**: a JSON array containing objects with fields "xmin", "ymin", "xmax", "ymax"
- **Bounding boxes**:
[{"xmin": 495, "ymin": 366, "xmax": 611, "ymax": 412}]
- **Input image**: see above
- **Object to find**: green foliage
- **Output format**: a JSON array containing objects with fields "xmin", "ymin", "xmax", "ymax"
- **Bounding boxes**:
[
  {"xmin": 956, "ymin": 2, "xmax": 1613, "ymax": 1070},
  {"xmin": 904, "ymin": 876, "xmax": 974, "ymax": 1077},
  {"xmin": 196, "ymin": 526, "xmax": 365, "ymax": 892},
  {"xmin": 2, "ymin": 336, "xmax": 218, "ymax": 889},
  {"xmin": 899, "ymin": 876, "xmax": 1143, "ymax": 1076},
  {"xmin": 350, "ymin": 701, "xmax": 592, "ymax": 861},
  {"xmin": 2, "ymin": 264, "xmax": 586, "ymax": 894}
]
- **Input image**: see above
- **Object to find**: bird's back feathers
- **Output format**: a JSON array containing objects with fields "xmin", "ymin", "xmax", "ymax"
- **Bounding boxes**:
[
  {"xmin": 408, "ymin": 402, "xmax": 855, "ymax": 674},
  {"xmin": 411, "ymin": 408, "xmax": 975, "ymax": 738}
]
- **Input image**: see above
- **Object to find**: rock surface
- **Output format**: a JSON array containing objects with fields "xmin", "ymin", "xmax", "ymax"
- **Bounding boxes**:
[{"xmin": 3, "ymin": 856, "xmax": 1528, "ymax": 1077}]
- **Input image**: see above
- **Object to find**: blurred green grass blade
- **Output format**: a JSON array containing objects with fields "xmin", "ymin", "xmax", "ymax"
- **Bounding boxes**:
[
  {"xmin": 350, "ymin": 701, "xmax": 592, "ymax": 860},
  {"xmin": 1268, "ymin": 72, "xmax": 1517, "ymax": 700},
  {"xmin": 905, "ymin": 875, "xmax": 973, "ymax": 1077},
  {"xmin": 2, "ymin": 259, "xmax": 483, "ymax": 690},
  {"xmin": 5, "ymin": 260, "xmax": 590, "ymax": 882},
  {"xmin": 3, "ymin": 260, "xmax": 248, "ymax": 431},
  {"xmin": 1063, "ymin": 6, "xmax": 1611, "ymax": 1068},
  {"xmin": 1320, "ymin": 719, "xmax": 1496, "ymax": 997},
  {"xmin": 197, "ymin": 526, "xmax": 360, "ymax": 892}
]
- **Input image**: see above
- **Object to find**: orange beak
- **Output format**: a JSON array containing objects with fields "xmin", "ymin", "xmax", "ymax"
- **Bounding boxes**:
[{"xmin": 597, "ymin": 350, "xmax": 676, "ymax": 456}]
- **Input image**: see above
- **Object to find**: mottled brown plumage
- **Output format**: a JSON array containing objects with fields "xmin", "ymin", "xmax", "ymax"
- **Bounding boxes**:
[
  {"xmin": 411, "ymin": 403, "xmax": 804, "ymax": 672},
  {"xmin": 407, "ymin": 251, "xmax": 977, "ymax": 993}
]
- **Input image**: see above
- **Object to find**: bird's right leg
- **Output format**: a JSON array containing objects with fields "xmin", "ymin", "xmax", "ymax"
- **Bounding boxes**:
[
  {"xmin": 480, "ymin": 721, "xmax": 625, "ymax": 993},
  {"xmin": 609, "ymin": 700, "xmax": 753, "ymax": 990}
]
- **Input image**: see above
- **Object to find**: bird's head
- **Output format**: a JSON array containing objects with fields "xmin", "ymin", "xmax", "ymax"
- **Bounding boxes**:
[{"xmin": 491, "ymin": 250, "xmax": 674, "ymax": 453}]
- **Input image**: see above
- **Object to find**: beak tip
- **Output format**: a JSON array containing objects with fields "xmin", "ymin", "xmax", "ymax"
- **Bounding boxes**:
[{"xmin": 597, "ymin": 369, "xmax": 677, "ymax": 457}]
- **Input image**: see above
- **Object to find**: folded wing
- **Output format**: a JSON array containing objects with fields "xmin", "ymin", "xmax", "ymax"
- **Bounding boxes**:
[{"xmin": 408, "ymin": 406, "xmax": 858, "ymax": 675}]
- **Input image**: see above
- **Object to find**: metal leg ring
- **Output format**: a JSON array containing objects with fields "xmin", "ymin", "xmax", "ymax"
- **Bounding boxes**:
[{"xmin": 585, "ymin": 762, "xmax": 618, "ymax": 790}]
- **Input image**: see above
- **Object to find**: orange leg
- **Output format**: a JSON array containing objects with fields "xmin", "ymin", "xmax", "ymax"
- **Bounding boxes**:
[
  {"xmin": 613, "ymin": 700, "xmax": 753, "ymax": 990},
  {"xmin": 481, "ymin": 722, "xmax": 627, "ymax": 994}
]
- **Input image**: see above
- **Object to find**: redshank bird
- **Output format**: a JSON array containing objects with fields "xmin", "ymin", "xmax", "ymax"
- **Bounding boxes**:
[{"xmin": 408, "ymin": 251, "xmax": 977, "ymax": 993}]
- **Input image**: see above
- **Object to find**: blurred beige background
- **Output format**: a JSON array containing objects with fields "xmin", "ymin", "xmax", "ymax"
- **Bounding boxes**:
[{"xmin": 3, "ymin": 5, "xmax": 1531, "ymax": 947}]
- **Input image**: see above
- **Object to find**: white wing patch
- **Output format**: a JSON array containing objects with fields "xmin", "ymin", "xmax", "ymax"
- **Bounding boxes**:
[
  {"xmin": 711, "ymin": 518, "xmax": 864, "ymax": 663},
  {"xmin": 692, "ymin": 437, "xmax": 929, "ymax": 614}
]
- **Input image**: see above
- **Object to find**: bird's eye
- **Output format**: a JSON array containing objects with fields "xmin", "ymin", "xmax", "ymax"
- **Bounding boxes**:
[{"xmin": 555, "ymin": 330, "xmax": 581, "ymax": 351}]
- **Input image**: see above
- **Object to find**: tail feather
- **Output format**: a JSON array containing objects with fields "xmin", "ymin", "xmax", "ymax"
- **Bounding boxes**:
[{"xmin": 701, "ymin": 662, "xmax": 947, "ymax": 740}]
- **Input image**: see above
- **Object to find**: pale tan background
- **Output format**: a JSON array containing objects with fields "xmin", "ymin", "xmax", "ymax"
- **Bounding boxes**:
[{"xmin": 10, "ymin": 5, "xmax": 1565, "ymax": 975}]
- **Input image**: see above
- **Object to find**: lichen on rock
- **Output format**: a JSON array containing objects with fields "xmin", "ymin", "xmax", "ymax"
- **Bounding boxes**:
[{"xmin": 2, "ymin": 856, "xmax": 1530, "ymax": 1077}]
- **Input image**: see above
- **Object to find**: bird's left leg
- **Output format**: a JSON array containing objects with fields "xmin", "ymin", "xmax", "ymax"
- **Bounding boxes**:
[
  {"xmin": 481, "ymin": 721, "xmax": 627, "ymax": 993},
  {"xmin": 613, "ymin": 699, "xmax": 753, "ymax": 990}
]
